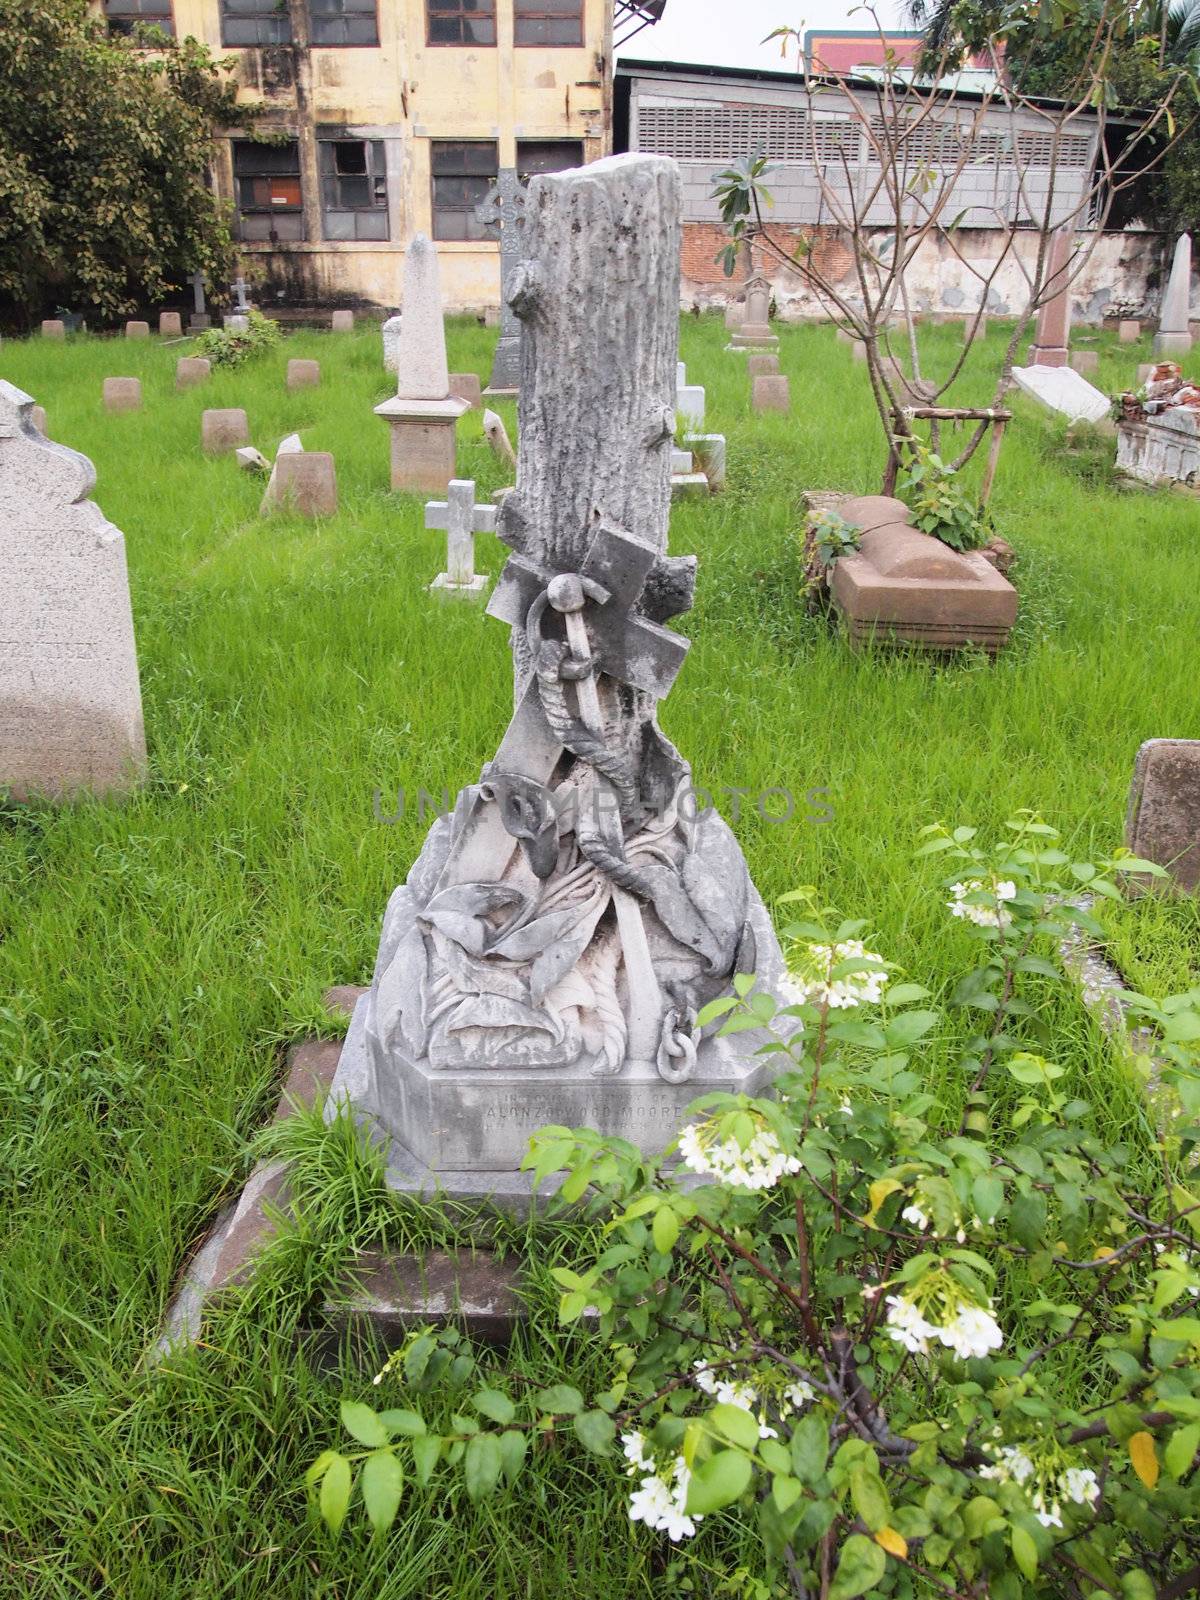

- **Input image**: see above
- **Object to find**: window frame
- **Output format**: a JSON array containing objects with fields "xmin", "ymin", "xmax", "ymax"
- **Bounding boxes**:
[
  {"xmin": 515, "ymin": 138, "xmax": 584, "ymax": 181},
  {"xmin": 318, "ymin": 138, "xmax": 390, "ymax": 240},
  {"xmin": 103, "ymin": 0, "xmax": 176, "ymax": 37},
  {"xmin": 425, "ymin": 0, "xmax": 497, "ymax": 46},
  {"xmin": 513, "ymin": 0, "xmax": 584, "ymax": 47},
  {"xmin": 307, "ymin": 0, "xmax": 379, "ymax": 48},
  {"xmin": 430, "ymin": 140, "xmax": 499, "ymax": 242},
  {"xmin": 220, "ymin": 0, "xmax": 293, "ymax": 48},
  {"xmin": 232, "ymin": 139, "xmax": 305, "ymax": 242}
]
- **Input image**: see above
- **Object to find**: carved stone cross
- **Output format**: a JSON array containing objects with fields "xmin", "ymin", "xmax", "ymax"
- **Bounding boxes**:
[
  {"xmin": 476, "ymin": 169, "xmax": 528, "ymax": 394},
  {"xmin": 425, "ymin": 478, "xmax": 497, "ymax": 599},
  {"xmin": 190, "ymin": 271, "xmax": 206, "ymax": 315},
  {"xmin": 231, "ymin": 276, "xmax": 250, "ymax": 312}
]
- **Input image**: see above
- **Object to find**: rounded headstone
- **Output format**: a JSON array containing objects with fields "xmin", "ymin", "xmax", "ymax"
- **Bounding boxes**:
[
  {"xmin": 331, "ymin": 309, "xmax": 354, "ymax": 332},
  {"xmin": 751, "ymin": 374, "xmax": 791, "ymax": 414},
  {"xmin": 201, "ymin": 408, "xmax": 250, "ymax": 454},
  {"xmin": 175, "ymin": 356, "xmax": 211, "ymax": 389},
  {"xmin": 264, "ymin": 451, "xmax": 337, "ymax": 518},
  {"xmin": 125, "ymin": 320, "xmax": 150, "ymax": 340},
  {"xmin": 41, "ymin": 320, "xmax": 66, "ymax": 340},
  {"xmin": 286, "ymin": 358, "xmax": 321, "ymax": 391},
  {"xmin": 103, "ymin": 377, "xmax": 142, "ymax": 413},
  {"xmin": 1118, "ymin": 319, "xmax": 1140, "ymax": 344},
  {"xmin": 449, "ymin": 372, "xmax": 483, "ymax": 409},
  {"xmin": 158, "ymin": 311, "xmax": 183, "ymax": 337}
]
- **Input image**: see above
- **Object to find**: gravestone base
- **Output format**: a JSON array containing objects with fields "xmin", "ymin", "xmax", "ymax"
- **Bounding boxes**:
[
  {"xmin": 1152, "ymin": 331, "xmax": 1193, "ymax": 358},
  {"xmin": 1115, "ymin": 409, "xmax": 1200, "ymax": 486},
  {"xmin": 319, "ymin": 1249, "xmax": 527, "ymax": 1352},
  {"xmin": 375, "ymin": 397, "xmax": 469, "ymax": 493},
  {"xmin": 726, "ymin": 328, "xmax": 779, "ymax": 353},
  {"xmin": 429, "ymin": 571, "xmax": 490, "ymax": 602}
]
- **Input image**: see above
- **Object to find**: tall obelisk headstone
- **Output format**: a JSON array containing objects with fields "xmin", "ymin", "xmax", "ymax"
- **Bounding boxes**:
[
  {"xmin": 1028, "ymin": 227, "xmax": 1074, "ymax": 368},
  {"xmin": 1153, "ymin": 234, "xmax": 1194, "ymax": 358},
  {"xmin": 333, "ymin": 155, "xmax": 791, "ymax": 1201},
  {"xmin": 374, "ymin": 234, "xmax": 469, "ymax": 493},
  {"xmin": 477, "ymin": 169, "xmax": 528, "ymax": 396},
  {"xmin": 0, "ymin": 382, "xmax": 146, "ymax": 799}
]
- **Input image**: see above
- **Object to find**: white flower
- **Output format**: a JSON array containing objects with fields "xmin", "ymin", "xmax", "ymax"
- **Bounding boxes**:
[
  {"xmin": 902, "ymin": 1203, "xmax": 930, "ymax": 1231},
  {"xmin": 679, "ymin": 1120, "xmax": 801, "ymax": 1192},
  {"xmin": 783, "ymin": 1379, "xmax": 815, "ymax": 1412},
  {"xmin": 777, "ymin": 973, "xmax": 809, "ymax": 1008},
  {"xmin": 627, "ymin": 1453, "xmax": 699, "ymax": 1542},
  {"xmin": 883, "ymin": 1293, "xmax": 940, "ymax": 1355},
  {"xmin": 979, "ymin": 1444, "xmax": 1036, "ymax": 1486},
  {"xmin": 621, "ymin": 1430, "xmax": 653, "ymax": 1474},
  {"xmin": 1032, "ymin": 1491, "xmax": 1063, "ymax": 1530},
  {"xmin": 789, "ymin": 940, "xmax": 887, "ymax": 1009},
  {"xmin": 1062, "ymin": 1466, "xmax": 1099, "ymax": 1506},
  {"xmin": 839, "ymin": 1098, "xmax": 853, "ymax": 1116},
  {"xmin": 937, "ymin": 1301, "xmax": 1004, "ymax": 1360},
  {"xmin": 947, "ymin": 879, "xmax": 1017, "ymax": 930}
]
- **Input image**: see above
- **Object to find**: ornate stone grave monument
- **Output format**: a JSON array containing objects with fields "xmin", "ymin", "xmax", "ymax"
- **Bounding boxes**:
[
  {"xmin": 725, "ymin": 274, "xmax": 778, "ymax": 353},
  {"xmin": 476, "ymin": 169, "xmax": 528, "ymax": 396},
  {"xmin": 330, "ymin": 155, "xmax": 789, "ymax": 1201},
  {"xmin": 374, "ymin": 235, "xmax": 470, "ymax": 492},
  {"xmin": 1153, "ymin": 234, "xmax": 1193, "ymax": 358},
  {"xmin": 0, "ymin": 381, "xmax": 146, "ymax": 799},
  {"xmin": 1116, "ymin": 404, "xmax": 1200, "ymax": 486},
  {"xmin": 426, "ymin": 478, "xmax": 496, "ymax": 601}
]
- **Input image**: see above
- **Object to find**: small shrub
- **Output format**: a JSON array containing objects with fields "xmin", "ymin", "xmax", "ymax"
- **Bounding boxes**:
[
  {"xmin": 193, "ymin": 308, "xmax": 280, "ymax": 368},
  {"xmin": 897, "ymin": 442, "xmax": 991, "ymax": 552}
]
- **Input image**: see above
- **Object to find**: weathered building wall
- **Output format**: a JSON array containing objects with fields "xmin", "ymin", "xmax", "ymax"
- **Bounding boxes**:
[
  {"xmin": 682, "ymin": 223, "xmax": 1183, "ymax": 325},
  {"xmin": 164, "ymin": 0, "xmax": 611, "ymax": 311}
]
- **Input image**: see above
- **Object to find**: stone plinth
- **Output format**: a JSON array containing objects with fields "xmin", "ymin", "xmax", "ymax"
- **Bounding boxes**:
[
  {"xmin": 1119, "ymin": 319, "xmax": 1141, "ymax": 344},
  {"xmin": 752, "ymin": 374, "xmax": 790, "ymax": 413},
  {"xmin": 175, "ymin": 357, "xmax": 211, "ymax": 390},
  {"xmin": 201, "ymin": 408, "xmax": 249, "ymax": 454},
  {"xmin": 286, "ymin": 358, "xmax": 320, "ymax": 390},
  {"xmin": 261, "ymin": 451, "xmax": 337, "ymax": 517},
  {"xmin": 1125, "ymin": 739, "xmax": 1200, "ymax": 894},
  {"xmin": 158, "ymin": 312, "xmax": 182, "ymax": 337},
  {"xmin": 727, "ymin": 326, "xmax": 779, "ymax": 353},
  {"xmin": 41, "ymin": 320, "xmax": 65, "ymax": 340},
  {"xmin": 449, "ymin": 372, "xmax": 482, "ymax": 409},
  {"xmin": 322, "ymin": 1249, "xmax": 526, "ymax": 1348},
  {"xmin": 747, "ymin": 353, "xmax": 780, "ymax": 378},
  {"xmin": 103, "ymin": 377, "xmax": 142, "ymax": 413},
  {"xmin": 124, "ymin": 320, "xmax": 149, "ymax": 340},
  {"xmin": 830, "ymin": 495, "xmax": 1017, "ymax": 653},
  {"xmin": 0, "ymin": 380, "xmax": 146, "ymax": 799},
  {"xmin": 189, "ymin": 314, "xmax": 211, "ymax": 333},
  {"xmin": 1115, "ymin": 406, "xmax": 1200, "ymax": 486},
  {"xmin": 1070, "ymin": 350, "xmax": 1099, "ymax": 376},
  {"xmin": 331, "ymin": 309, "xmax": 354, "ymax": 332},
  {"xmin": 375, "ymin": 397, "xmax": 469, "ymax": 493}
]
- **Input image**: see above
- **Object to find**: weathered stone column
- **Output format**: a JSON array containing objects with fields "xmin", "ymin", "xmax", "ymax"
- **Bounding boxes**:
[
  {"xmin": 1029, "ymin": 228, "xmax": 1074, "ymax": 368},
  {"xmin": 337, "ymin": 155, "xmax": 790, "ymax": 1200},
  {"xmin": 1153, "ymin": 234, "xmax": 1194, "ymax": 358}
]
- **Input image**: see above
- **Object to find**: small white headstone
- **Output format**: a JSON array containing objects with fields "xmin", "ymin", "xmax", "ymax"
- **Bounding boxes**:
[
  {"xmin": 1011, "ymin": 364, "xmax": 1110, "ymax": 425},
  {"xmin": 382, "ymin": 315, "xmax": 403, "ymax": 375},
  {"xmin": 0, "ymin": 381, "xmax": 146, "ymax": 798}
]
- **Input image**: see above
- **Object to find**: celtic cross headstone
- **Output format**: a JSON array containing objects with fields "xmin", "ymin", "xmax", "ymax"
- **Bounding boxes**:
[{"xmin": 476, "ymin": 168, "xmax": 528, "ymax": 395}]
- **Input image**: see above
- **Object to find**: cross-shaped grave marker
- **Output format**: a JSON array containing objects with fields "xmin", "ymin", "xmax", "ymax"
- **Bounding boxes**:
[
  {"xmin": 190, "ymin": 271, "xmax": 206, "ymax": 316},
  {"xmin": 231, "ymin": 276, "xmax": 251, "ymax": 312},
  {"xmin": 437, "ymin": 521, "xmax": 692, "ymax": 1063},
  {"xmin": 425, "ymin": 478, "xmax": 497, "ymax": 601},
  {"xmin": 475, "ymin": 169, "xmax": 528, "ymax": 395}
]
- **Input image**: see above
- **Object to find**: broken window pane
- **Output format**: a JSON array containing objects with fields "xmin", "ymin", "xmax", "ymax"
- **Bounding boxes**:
[
  {"xmin": 319, "ymin": 139, "xmax": 390, "ymax": 240},
  {"xmin": 431, "ymin": 140, "xmax": 497, "ymax": 240},
  {"xmin": 233, "ymin": 139, "xmax": 304, "ymax": 240}
]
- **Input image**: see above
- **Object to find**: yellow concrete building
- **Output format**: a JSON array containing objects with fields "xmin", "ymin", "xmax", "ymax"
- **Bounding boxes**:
[{"xmin": 102, "ymin": 0, "xmax": 613, "ymax": 310}]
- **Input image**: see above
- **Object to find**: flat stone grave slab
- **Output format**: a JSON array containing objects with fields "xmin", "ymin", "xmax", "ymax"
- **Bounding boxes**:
[{"xmin": 1012, "ymin": 364, "xmax": 1111, "ymax": 424}]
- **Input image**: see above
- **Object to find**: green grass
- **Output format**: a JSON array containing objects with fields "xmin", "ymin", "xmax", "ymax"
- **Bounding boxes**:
[{"xmin": 0, "ymin": 314, "xmax": 1198, "ymax": 1596}]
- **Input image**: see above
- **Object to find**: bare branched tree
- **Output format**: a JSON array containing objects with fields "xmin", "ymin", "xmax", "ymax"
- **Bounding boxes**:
[{"xmin": 714, "ymin": 3, "xmax": 1196, "ymax": 496}]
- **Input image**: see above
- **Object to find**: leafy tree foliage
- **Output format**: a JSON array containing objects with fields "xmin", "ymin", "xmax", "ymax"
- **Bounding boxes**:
[{"xmin": 0, "ymin": 0, "xmax": 247, "ymax": 325}]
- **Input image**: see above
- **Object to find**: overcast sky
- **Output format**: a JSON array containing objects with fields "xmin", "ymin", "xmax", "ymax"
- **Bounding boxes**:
[{"xmin": 620, "ymin": 0, "xmax": 908, "ymax": 72}]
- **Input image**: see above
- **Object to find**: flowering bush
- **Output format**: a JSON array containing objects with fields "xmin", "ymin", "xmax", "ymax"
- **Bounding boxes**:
[{"xmin": 310, "ymin": 817, "xmax": 1200, "ymax": 1597}]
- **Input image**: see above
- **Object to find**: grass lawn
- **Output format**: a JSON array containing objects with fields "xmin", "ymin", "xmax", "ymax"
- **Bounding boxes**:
[{"xmin": 0, "ymin": 315, "xmax": 1198, "ymax": 1597}]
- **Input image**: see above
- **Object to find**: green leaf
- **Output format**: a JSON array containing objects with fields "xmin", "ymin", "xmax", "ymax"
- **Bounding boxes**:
[
  {"xmin": 573, "ymin": 1409, "xmax": 616, "ymax": 1456},
  {"xmin": 464, "ymin": 1432, "xmax": 503, "ymax": 1501},
  {"xmin": 411, "ymin": 1433, "xmax": 441, "ymax": 1486},
  {"xmin": 773, "ymin": 1473, "xmax": 804, "ymax": 1512},
  {"xmin": 319, "ymin": 1451, "xmax": 352, "ymax": 1534},
  {"xmin": 305, "ymin": 1449, "xmax": 338, "ymax": 1488},
  {"xmin": 710, "ymin": 1402, "xmax": 761, "ymax": 1450},
  {"xmin": 361, "ymin": 1449, "xmax": 404, "ymax": 1536},
  {"xmin": 850, "ymin": 1464, "xmax": 891, "ymax": 1532},
  {"xmin": 696, "ymin": 995, "xmax": 738, "ymax": 1027},
  {"xmin": 828, "ymin": 1533, "xmax": 887, "ymax": 1600},
  {"xmin": 1011, "ymin": 1525, "xmax": 1038, "ymax": 1580},
  {"xmin": 340, "ymin": 1400, "xmax": 389, "ymax": 1449},
  {"xmin": 791, "ymin": 1412, "xmax": 828, "ymax": 1484},
  {"xmin": 499, "ymin": 1429, "xmax": 528, "ymax": 1483},
  {"xmin": 972, "ymin": 1173, "xmax": 1004, "ymax": 1222},
  {"xmin": 1165, "ymin": 1422, "xmax": 1200, "ymax": 1479},
  {"xmin": 378, "ymin": 1408, "xmax": 426, "ymax": 1438},
  {"xmin": 685, "ymin": 1448, "xmax": 753, "ymax": 1515},
  {"xmin": 884, "ymin": 1010, "xmax": 939, "ymax": 1048},
  {"xmin": 652, "ymin": 1206, "xmax": 680, "ymax": 1255},
  {"xmin": 535, "ymin": 1384, "xmax": 583, "ymax": 1416},
  {"xmin": 473, "ymin": 1389, "xmax": 516, "ymax": 1426}
]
